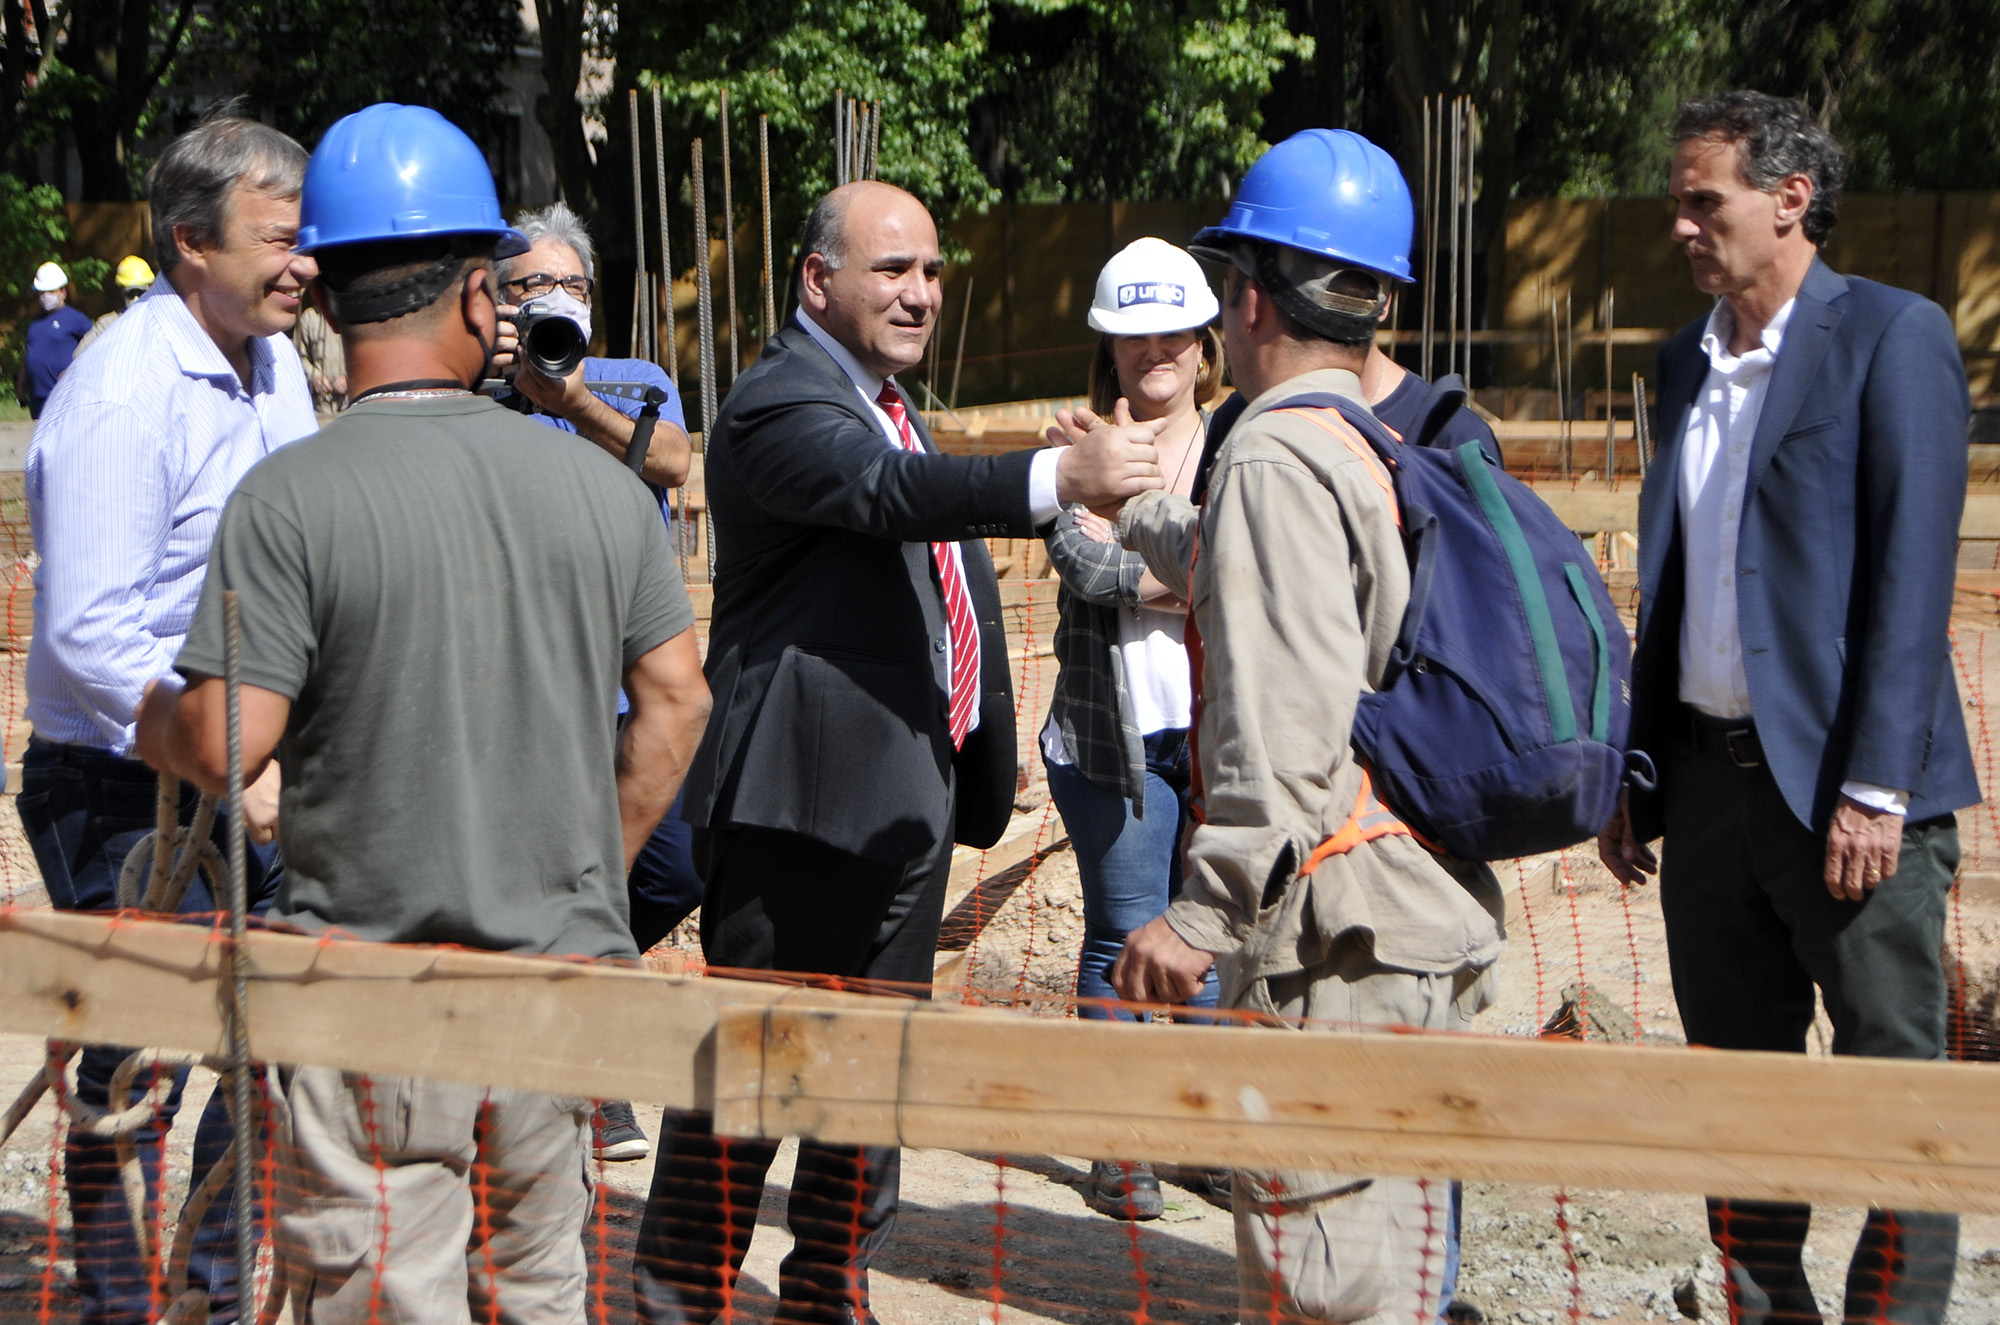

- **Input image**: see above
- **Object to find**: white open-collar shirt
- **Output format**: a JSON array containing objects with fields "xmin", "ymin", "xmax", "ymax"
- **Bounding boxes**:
[{"xmin": 1676, "ymin": 295, "xmax": 1903, "ymax": 813}]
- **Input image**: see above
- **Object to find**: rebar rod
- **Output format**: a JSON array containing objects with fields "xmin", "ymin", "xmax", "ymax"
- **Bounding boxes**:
[
  {"xmin": 760, "ymin": 114, "xmax": 775, "ymax": 340},
  {"xmin": 1464, "ymin": 99, "xmax": 1476, "ymax": 386},
  {"xmin": 221, "ymin": 589, "xmax": 255, "ymax": 1311},
  {"xmin": 628, "ymin": 90, "xmax": 650, "ymax": 361},
  {"xmin": 1446, "ymin": 97, "xmax": 1461, "ymax": 382},
  {"xmin": 1603, "ymin": 287, "xmax": 1616, "ymax": 477},
  {"xmin": 652, "ymin": 87, "xmax": 675, "ymax": 386},
  {"xmin": 1632, "ymin": 372, "xmax": 1651, "ymax": 477},
  {"xmin": 692, "ymin": 137, "xmax": 718, "ymax": 581},
  {"xmin": 720, "ymin": 90, "xmax": 739, "ymax": 386},
  {"xmin": 834, "ymin": 90, "xmax": 846, "ymax": 185},
  {"xmin": 951, "ymin": 275, "xmax": 973, "ymax": 411},
  {"xmin": 1419, "ymin": 95, "xmax": 1433, "ymax": 382}
]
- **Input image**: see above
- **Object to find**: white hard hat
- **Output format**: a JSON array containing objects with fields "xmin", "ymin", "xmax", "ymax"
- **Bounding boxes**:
[
  {"xmin": 32, "ymin": 262, "xmax": 66, "ymax": 293},
  {"xmin": 1087, "ymin": 238, "xmax": 1219, "ymax": 336}
]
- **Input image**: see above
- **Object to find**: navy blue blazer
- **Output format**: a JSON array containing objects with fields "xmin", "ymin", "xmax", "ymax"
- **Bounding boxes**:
[
  {"xmin": 1627, "ymin": 257, "xmax": 1980, "ymax": 840},
  {"xmin": 682, "ymin": 323, "xmax": 1037, "ymax": 861}
]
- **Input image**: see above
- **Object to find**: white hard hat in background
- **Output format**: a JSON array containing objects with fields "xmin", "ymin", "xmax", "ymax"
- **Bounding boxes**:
[
  {"xmin": 1087, "ymin": 237, "xmax": 1219, "ymax": 336},
  {"xmin": 32, "ymin": 261, "xmax": 67, "ymax": 292}
]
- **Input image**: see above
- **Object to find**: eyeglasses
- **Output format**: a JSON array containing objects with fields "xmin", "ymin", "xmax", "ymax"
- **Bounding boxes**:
[{"xmin": 502, "ymin": 272, "xmax": 594, "ymax": 300}]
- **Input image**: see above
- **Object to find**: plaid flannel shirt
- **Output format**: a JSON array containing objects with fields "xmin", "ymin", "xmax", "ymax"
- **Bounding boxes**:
[{"xmin": 1043, "ymin": 506, "xmax": 1157, "ymax": 813}]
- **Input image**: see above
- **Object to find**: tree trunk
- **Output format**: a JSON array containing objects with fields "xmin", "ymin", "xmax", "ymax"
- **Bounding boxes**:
[{"xmin": 532, "ymin": 0, "xmax": 596, "ymax": 217}]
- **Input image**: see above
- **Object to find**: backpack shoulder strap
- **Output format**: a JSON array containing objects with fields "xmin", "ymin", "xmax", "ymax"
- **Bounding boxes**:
[
  {"xmin": 1411, "ymin": 372, "xmax": 1471, "ymax": 451},
  {"xmin": 1266, "ymin": 394, "xmax": 1401, "ymax": 525}
]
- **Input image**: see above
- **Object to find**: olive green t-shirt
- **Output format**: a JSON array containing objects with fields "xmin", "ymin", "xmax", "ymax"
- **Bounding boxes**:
[{"xmin": 177, "ymin": 395, "xmax": 692, "ymax": 959}]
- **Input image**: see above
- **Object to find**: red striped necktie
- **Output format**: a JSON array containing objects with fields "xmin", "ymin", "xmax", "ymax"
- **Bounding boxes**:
[{"xmin": 877, "ymin": 382, "xmax": 980, "ymax": 749}]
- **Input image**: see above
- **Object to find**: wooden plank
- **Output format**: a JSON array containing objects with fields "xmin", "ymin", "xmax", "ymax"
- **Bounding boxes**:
[
  {"xmin": 1964, "ymin": 494, "xmax": 2000, "ymax": 541},
  {"xmin": 1528, "ymin": 484, "xmax": 1641, "ymax": 536},
  {"xmin": 712, "ymin": 1004, "xmax": 2000, "ymax": 1214},
  {"xmin": 0, "ymin": 909, "xmax": 932, "ymax": 1108}
]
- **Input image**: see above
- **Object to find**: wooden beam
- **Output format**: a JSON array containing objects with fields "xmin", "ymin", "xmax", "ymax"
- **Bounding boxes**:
[
  {"xmin": 712, "ymin": 1004, "xmax": 2000, "ymax": 1214},
  {"xmin": 0, "ymin": 909, "xmax": 928, "ymax": 1108},
  {"xmin": 14, "ymin": 909, "xmax": 2000, "ymax": 1216}
]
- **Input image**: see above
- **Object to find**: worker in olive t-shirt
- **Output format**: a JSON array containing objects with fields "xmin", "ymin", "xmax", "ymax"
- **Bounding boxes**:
[{"xmin": 134, "ymin": 103, "xmax": 711, "ymax": 1324}]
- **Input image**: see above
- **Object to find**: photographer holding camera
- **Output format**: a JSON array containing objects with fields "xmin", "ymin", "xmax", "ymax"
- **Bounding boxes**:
[
  {"xmin": 493, "ymin": 202, "xmax": 699, "ymax": 1165},
  {"xmin": 495, "ymin": 201, "xmax": 692, "ymax": 489}
]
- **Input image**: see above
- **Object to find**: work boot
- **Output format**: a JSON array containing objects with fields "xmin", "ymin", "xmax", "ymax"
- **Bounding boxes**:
[{"xmin": 1083, "ymin": 1160, "xmax": 1164, "ymax": 1221}]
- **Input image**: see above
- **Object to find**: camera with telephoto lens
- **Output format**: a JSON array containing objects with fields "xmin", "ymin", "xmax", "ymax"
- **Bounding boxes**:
[{"xmin": 514, "ymin": 296, "xmax": 588, "ymax": 379}]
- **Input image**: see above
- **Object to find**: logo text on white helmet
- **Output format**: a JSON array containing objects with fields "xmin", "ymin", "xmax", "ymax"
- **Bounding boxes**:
[{"xmin": 1116, "ymin": 282, "xmax": 1186, "ymax": 310}]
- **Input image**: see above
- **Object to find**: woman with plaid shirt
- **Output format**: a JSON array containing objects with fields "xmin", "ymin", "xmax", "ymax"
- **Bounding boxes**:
[{"xmin": 1040, "ymin": 239, "xmax": 1228, "ymax": 1220}]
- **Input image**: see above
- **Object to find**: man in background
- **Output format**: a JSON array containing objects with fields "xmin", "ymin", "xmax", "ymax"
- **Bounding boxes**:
[
  {"xmin": 74, "ymin": 255, "xmax": 155, "ymax": 358},
  {"xmin": 19, "ymin": 261, "xmax": 92, "ymax": 416}
]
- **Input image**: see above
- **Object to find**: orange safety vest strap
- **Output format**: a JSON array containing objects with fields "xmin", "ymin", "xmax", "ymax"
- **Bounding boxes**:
[
  {"xmin": 1299, "ymin": 766, "xmax": 1413, "ymax": 876},
  {"xmin": 1271, "ymin": 407, "xmax": 1401, "ymax": 527}
]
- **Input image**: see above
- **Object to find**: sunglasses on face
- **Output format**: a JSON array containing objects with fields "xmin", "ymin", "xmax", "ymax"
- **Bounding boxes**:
[{"xmin": 501, "ymin": 272, "xmax": 595, "ymax": 300}]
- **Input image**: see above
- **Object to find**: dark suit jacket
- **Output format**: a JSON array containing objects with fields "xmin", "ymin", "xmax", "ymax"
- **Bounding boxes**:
[
  {"xmin": 1628, "ymin": 257, "xmax": 1979, "ymax": 840},
  {"xmin": 682, "ymin": 323, "xmax": 1040, "ymax": 862}
]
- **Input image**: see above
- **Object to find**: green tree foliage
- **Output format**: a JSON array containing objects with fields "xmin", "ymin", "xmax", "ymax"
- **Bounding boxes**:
[
  {"xmin": 620, "ymin": 0, "xmax": 995, "ymax": 279},
  {"xmin": 975, "ymin": 0, "xmax": 1308, "ymax": 202},
  {"xmin": 186, "ymin": 0, "xmax": 522, "ymax": 152},
  {"xmin": 1695, "ymin": 0, "xmax": 2000, "ymax": 190},
  {"xmin": 0, "ymin": 0, "xmax": 200, "ymax": 198},
  {"xmin": 605, "ymin": 0, "xmax": 1300, "ymax": 348}
]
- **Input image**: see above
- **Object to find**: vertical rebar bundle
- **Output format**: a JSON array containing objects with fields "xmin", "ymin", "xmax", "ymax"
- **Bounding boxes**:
[
  {"xmin": 720, "ymin": 90, "xmax": 739, "ymax": 386},
  {"xmin": 1602, "ymin": 287, "xmax": 1616, "ymax": 477},
  {"xmin": 833, "ymin": 93, "xmax": 882, "ymax": 184},
  {"xmin": 221, "ymin": 589, "xmax": 255, "ymax": 1307},
  {"xmin": 1421, "ymin": 97, "xmax": 1438, "ymax": 382},
  {"xmin": 629, "ymin": 89, "xmax": 650, "ymax": 362},
  {"xmin": 652, "ymin": 87, "xmax": 675, "ymax": 387},
  {"xmin": 1461, "ymin": 98, "xmax": 1476, "ymax": 386},
  {"xmin": 692, "ymin": 137, "xmax": 718, "ymax": 580},
  {"xmin": 1446, "ymin": 97, "xmax": 1460, "ymax": 383},
  {"xmin": 760, "ymin": 114, "xmax": 776, "ymax": 340}
]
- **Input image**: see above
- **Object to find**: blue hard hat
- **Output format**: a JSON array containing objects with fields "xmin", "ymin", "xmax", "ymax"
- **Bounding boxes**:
[
  {"xmin": 297, "ymin": 103, "xmax": 527, "ymax": 257},
  {"xmin": 1192, "ymin": 129, "xmax": 1414, "ymax": 282}
]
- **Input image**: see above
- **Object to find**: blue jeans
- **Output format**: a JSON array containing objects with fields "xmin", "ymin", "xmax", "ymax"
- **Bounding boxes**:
[
  {"xmin": 16, "ymin": 738, "xmax": 281, "ymax": 1324},
  {"xmin": 1045, "ymin": 729, "xmax": 1218, "ymax": 1019}
]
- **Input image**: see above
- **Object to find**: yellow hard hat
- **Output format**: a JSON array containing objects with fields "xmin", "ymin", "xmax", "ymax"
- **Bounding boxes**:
[{"xmin": 115, "ymin": 255, "xmax": 155, "ymax": 290}]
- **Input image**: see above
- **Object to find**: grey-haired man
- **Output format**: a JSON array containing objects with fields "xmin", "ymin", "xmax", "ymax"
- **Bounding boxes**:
[{"xmin": 19, "ymin": 115, "xmax": 318, "ymax": 1324}]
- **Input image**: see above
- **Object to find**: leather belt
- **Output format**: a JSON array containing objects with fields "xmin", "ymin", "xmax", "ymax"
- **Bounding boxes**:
[{"xmin": 1683, "ymin": 707, "xmax": 1762, "ymax": 767}]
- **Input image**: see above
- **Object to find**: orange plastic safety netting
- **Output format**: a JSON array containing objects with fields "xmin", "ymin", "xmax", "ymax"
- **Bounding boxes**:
[{"xmin": 1, "ymin": 514, "xmax": 1999, "ymax": 1324}]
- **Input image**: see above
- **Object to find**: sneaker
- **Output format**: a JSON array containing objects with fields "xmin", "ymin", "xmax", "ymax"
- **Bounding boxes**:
[
  {"xmin": 594, "ymin": 1100, "xmax": 650, "ymax": 1161},
  {"xmin": 1082, "ymin": 1159, "xmax": 1164, "ymax": 1221}
]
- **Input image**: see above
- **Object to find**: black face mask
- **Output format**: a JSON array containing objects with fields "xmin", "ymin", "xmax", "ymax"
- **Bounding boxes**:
[{"xmin": 469, "ymin": 276, "xmax": 501, "ymax": 386}]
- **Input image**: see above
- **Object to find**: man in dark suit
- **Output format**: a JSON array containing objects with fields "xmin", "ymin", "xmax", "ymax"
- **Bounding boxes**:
[
  {"xmin": 633, "ymin": 180, "xmax": 1164, "ymax": 1325},
  {"xmin": 1599, "ymin": 92, "xmax": 1978, "ymax": 1325}
]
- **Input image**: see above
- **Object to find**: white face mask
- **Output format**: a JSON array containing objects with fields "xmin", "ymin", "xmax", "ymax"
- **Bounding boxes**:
[
  {"xmin": 525, "ymin": 286, "xmax": 592, "ymax": 343},
  {"xmin": 37, "ymin": 291, "xmax": 60, "ymax": 311}
]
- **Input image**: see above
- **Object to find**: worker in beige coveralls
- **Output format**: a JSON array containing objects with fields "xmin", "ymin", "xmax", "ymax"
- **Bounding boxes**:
[{"xmin": 1097, "ymin": 129, "xmax": 1506, "ymax": 1325}]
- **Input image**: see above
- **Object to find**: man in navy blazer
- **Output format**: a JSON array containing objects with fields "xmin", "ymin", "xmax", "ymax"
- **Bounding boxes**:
[
  {"xmin": 1599, "ymin": 92, "xmax": 1977, "ymax": 1325},
  {"xmin": 634, "ymin": 180, "xmax": 1165, "ymax": 1325}
]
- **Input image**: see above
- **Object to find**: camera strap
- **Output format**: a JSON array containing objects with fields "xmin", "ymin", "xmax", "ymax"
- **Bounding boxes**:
[{"xmin": 587, "ymin": 381, "xmax": 672, "ymax": 479}]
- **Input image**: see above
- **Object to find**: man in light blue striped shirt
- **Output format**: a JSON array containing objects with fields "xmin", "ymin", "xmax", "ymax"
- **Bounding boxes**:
[{"xmin": 17, "ymin": 116, "xmax": 318, "ymax": 1325}]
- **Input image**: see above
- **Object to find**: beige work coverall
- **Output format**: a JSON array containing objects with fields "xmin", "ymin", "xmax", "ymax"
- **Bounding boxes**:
[{"xmin": 1117, "ymin": 367, "xmax": 1506, "ymax": 1325}]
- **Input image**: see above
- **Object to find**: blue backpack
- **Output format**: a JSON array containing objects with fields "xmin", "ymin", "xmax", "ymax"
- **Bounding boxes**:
[{"xmin": 1277, "ymin": 377, "xmax": 1633, "ymax": 861}]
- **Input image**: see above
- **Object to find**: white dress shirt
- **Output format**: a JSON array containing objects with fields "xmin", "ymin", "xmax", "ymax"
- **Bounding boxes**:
[
  {"xmin": 796, "ymin": 310, "xmax": 1062, "ymax": 735},
  {"xmin": 1675, "ymin": 296, "xmax": 1905, "ymax": 814},
  {"xmin": 25, "ymin": 285, "xmax": 319, "ymax": 754}
]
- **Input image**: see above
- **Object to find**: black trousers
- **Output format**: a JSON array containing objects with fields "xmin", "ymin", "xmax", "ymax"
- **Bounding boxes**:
[
  {"xmin": 633, "ymin": 812, "xmax": 955, "ymax": 1325},
  {"xmin": 1658, "ymin": 735, "xmax": 1960, "ymax": 1325}
]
